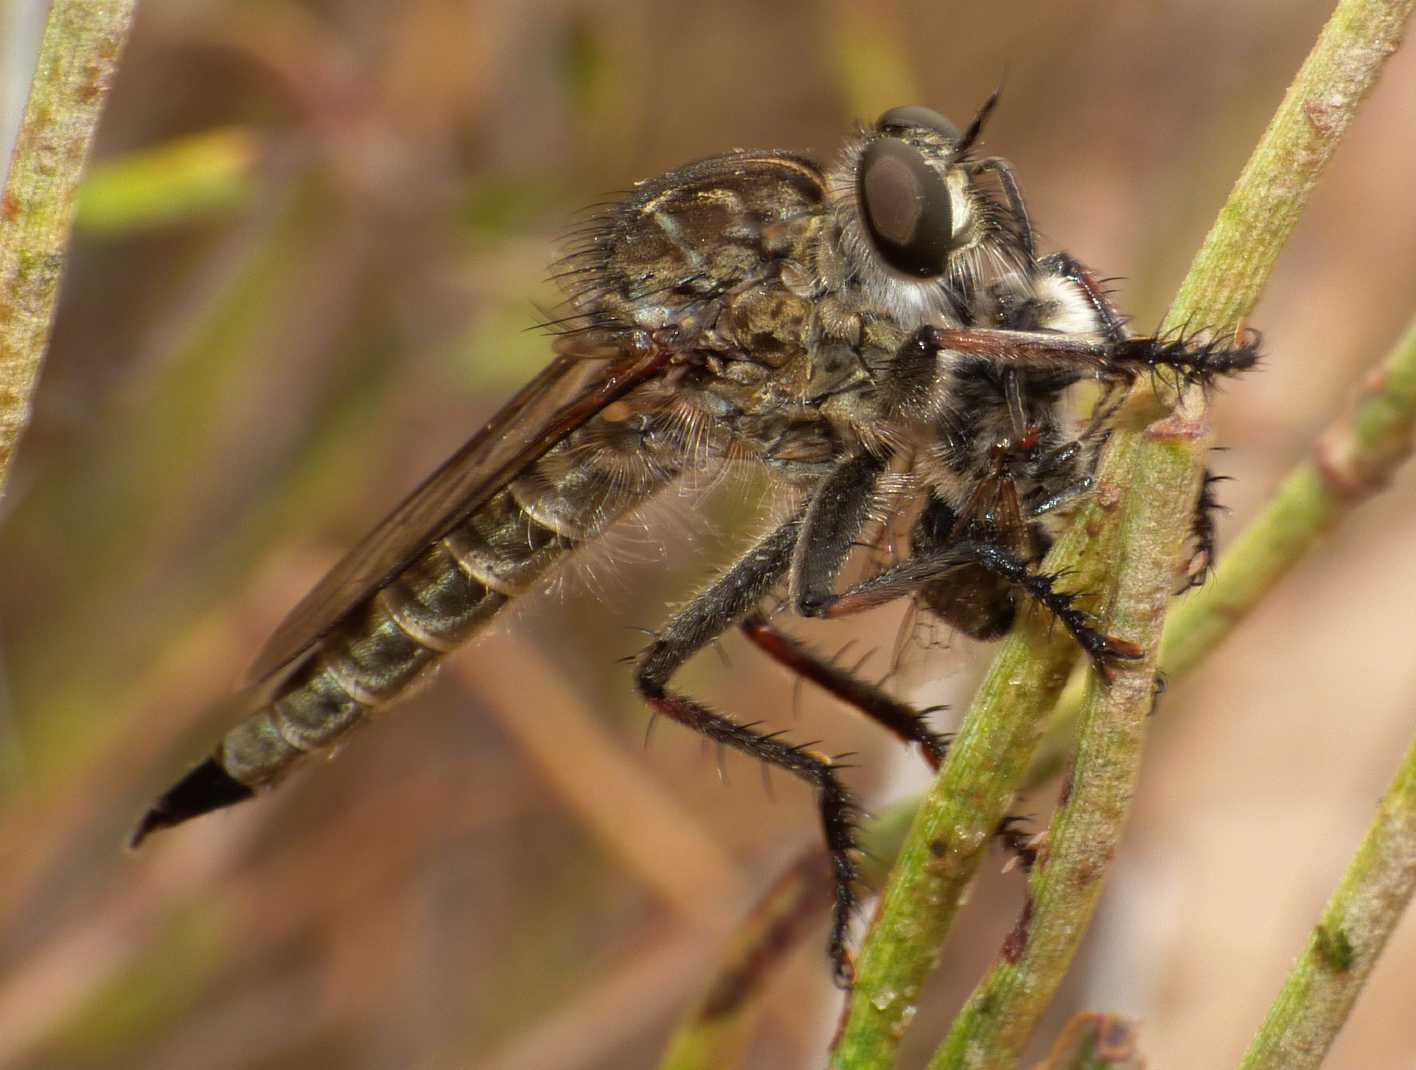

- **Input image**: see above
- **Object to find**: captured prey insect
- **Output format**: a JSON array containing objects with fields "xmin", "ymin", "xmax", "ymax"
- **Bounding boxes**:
[{"xmin": 132, "ymin": 99, "xmax": 1258, "ymax": 986}]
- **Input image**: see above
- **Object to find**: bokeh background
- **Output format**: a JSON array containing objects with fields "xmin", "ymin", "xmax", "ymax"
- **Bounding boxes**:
[{"xmin": 3, "ymin": 2, "xmax": 1415, "ymax": 1068}]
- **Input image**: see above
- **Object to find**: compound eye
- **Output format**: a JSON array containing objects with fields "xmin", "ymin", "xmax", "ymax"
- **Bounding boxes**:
[
  {"xmin": 875, "ymin": 105, "xmax": 960, "ymax": 140},
  {"xmin": 858, "ymin": 137, "xmax": 955, "ymax": 277}
]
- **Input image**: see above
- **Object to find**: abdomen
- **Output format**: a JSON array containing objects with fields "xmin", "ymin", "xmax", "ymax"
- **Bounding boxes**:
[{"xmin": 132, "ymin": 423, "xmax": 675, "ymax": 844}]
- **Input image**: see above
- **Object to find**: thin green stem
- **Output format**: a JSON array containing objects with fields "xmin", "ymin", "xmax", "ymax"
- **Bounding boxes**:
[
  {"xmin": 680, "ymin": 297, "xmax": 1416, "ymax": 1070},
  {"xmin": 656, "ymin": 798, "xmax": 921, "ymax": 1070},
  {"xmin": 928, "ymin": 419, "xmax": 1201, "ymax": 1070},
  {"xmin": 1238, "ymin": 721, "xmax": 1416, "ymax": 1069},
  {"xmin": 1165, "ymin": 0, "xmax": 1416, "ymax": 335},
  {"xmin": 0, "ymin": 0, "xmax": 136, "ymax": 494},
  {"xmin": 829, "ymin": 438, "xmax": 1128, "ymax": 1067},
  {"xmin": 1033, "ymin": 306, "xmax": 1416, "ymax": 785}
]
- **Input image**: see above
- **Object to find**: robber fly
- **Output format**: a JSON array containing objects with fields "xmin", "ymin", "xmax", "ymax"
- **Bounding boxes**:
[{"xmin": 133, "ymin": 99, "xmax": 1257, "ymax": 986}]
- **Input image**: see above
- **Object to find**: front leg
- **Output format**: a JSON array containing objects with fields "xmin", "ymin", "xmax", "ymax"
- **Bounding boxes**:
[
  {"xmin": 923, "ymin": 325, "xmax": 1261, "ymax": 388},
  {"xmin": 1035, "ymin": 251, "xmax": 1130, "ymax": 345}
]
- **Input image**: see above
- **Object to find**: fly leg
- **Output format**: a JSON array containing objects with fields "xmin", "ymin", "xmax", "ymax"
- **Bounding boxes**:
[
  {"xmin": 738, "ymin": 614, "xmax": 949, "ymax": 770},
  {"xmin": 634, "ymin": 509, "xmax": 866, "ymax": 987},
  {"xmin": 1035, "ymin": 251, "xmax": 1130, "ymax": 344},
  {"xmin": 638, "ymin": 452, "xmax": 930, "ymax": 986},
  {"xmin": 1026, "ymin": 475, "xmax": 1095, "ymax": 521},
  {"xmin": 922, "ymin": 325, "xmax": 1261, "ymax": 387},
  {"xmin": 1044, "ymin": 248, "xmax": 1239, "ymax": 588},
  {"xmin": 969, "ymin": 156, "xmax": 1036, "ymax": 260},
  {"xmin": 782, "ymin": 458, "xmax": 1063, "ymax": 876},
  {"xmin": 1025, "ymin": 435, "xmax": 1111, "ymax": 521},
  {"xmin": 972, "ymin": 248, "xmax": 1258, "ymax": 384},
  {"xmin": 1181, "ymin": 467, "xmax": 1230, "ymax": 592},
  {"xmin": 797, "ymin": 539, "xmax": 1143, "ymax": 675}
]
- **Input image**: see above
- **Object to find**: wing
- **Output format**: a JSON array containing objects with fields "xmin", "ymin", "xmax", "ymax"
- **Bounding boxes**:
[
  {"xmin": 247, "ymin": 149, "xmax": 827, "ymax": 686},
  {"xmin": 245, "ymin": 335, "xmax": 673, "ymax": 685}
]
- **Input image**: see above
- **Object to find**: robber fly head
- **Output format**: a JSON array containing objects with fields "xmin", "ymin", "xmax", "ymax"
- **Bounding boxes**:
[{"xmin": 830, "ymin": 100, "xmax": 1028, "ymax": 325}]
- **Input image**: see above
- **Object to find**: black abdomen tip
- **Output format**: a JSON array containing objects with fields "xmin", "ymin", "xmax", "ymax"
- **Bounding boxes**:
[{"xmin": 130, "ymin": 758, "xmax": 256, "ymax": 848}]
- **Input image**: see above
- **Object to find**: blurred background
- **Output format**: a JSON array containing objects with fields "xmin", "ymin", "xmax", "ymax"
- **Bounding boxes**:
[{"xmin": 2, "ymin": 2, "xmax": 1415, "ymax": 1068}]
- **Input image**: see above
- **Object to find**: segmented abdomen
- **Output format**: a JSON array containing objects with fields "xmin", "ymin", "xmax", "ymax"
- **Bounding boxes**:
[{"xmin": 217, "ymin": 427, "xmax": 674, "ymax": 790}]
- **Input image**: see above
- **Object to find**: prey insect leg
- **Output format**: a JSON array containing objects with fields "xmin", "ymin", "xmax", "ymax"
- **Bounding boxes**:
[
  {"xmin": 1026, "ymin": 475, "xmax": 1096, "ymax": 520},
  {"xmin": 775, "ymin": 452, "xmax": 1054, "ymax": 876},
  {"xmin": 634, "ymin": 510, "xmax": 864, "ymax": 988},
  {"xmin": 1025, "ymin": 435, "xmax": 1107, "ymax": 520}
]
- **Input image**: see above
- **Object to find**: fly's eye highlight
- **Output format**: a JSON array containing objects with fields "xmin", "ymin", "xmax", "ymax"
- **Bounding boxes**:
[
  {"xmin": 874, "ymin": 105, "xmax": 960, "ymax": 140},
  {"xmin": 858, "ymin": 137, "xmax": 955, "ymax": 278}
]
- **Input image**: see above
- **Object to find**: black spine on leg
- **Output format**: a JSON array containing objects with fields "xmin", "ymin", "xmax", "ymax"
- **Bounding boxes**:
[
  {"xmin": 1112, "ymin": 332, "xmax": 1262, "ymax": 386},
  {"xmin": 1180, "ymin": 468, "xmax": 1230, "ymax": 592},
  {"xmin": 961, "ymin": 542, "xmax": 1142, "ymax": 666},
  {"xmin": 130, "ymin": 758, "xmax": 255, "ymax": 848}
]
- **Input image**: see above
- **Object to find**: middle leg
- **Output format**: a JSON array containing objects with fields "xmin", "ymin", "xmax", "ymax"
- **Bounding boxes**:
[
  {"xmin": 797, "ymin": 537, "xmax": 1143, "ymax": 671},
  {"xmin": 919, "ymin": 325, "xmax": 1262, "ymax": 388}
]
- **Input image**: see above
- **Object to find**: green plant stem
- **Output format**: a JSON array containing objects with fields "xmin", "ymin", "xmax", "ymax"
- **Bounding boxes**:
[
  {"xmin": 829, "ymin": 1, "xmax": 1415, "ymax": 1065},
  {"xmin": 929, "ymin": 414, "xmax": 1203, "ymax": 1070},
  {"xmin": 670, "ymin": 17, "xmax": 1416, "ymax": 1068},
  {"xmin": 666, "ymin": 294, "xmax": 1416, "ymax": 1070},
  {"xmin": 1238, "ymin": 721, "xmax": 1416, "ymax": 1070},
  {"xmin": 1032, "ymin": 304, "xmax": 1416, "ymax": 787},
  {"xmin": 1165, "ymin": 0, "xmax": 1416, "ymax": 333},
  {"xmin": 0, "ymin": 0, "xmax": 135, "ymax": 494},
  {"xmin": 927, "ymin": 4, "xmax": 1414, "ymax": 1064}
]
